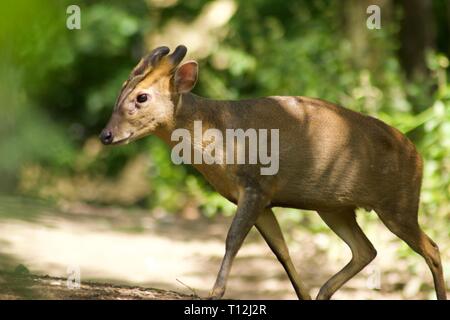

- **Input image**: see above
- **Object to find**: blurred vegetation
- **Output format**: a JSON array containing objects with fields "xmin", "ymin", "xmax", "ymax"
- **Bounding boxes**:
[{"xmin": 0, "ymin": 0, "xmax": 449, "ymax": 240}]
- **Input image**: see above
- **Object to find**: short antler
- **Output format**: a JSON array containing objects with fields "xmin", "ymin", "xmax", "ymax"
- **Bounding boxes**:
[
  {"xmin": 168, "ymin": 45, "xmax": 187, "ymax": 66},
  {"xmin": 131, "ymin": 46, "xmax": 170, "ymax": 77},
  {"xmin": 148, "ymin": 46, "xmax": 170, "ymax": 67}
]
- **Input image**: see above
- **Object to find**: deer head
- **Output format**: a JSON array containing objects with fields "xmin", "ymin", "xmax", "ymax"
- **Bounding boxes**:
[{"xmin": 99, "ymin": 45, "xmax": 198, "ymax": 145}]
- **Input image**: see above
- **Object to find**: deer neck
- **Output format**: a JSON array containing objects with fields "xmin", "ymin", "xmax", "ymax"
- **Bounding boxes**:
[{"xmin": 155, "ymin": 92, "xmax": 226, "ymax": 147}]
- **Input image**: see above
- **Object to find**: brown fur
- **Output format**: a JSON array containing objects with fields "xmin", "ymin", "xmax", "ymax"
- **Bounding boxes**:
[{"xmin": 101, "ymin": 46, "xmax": 447, "ymax": 300}]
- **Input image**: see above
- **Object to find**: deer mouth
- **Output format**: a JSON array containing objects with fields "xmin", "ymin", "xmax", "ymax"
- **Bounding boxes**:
[{"xmin": 111, "ymin": 133, "xmax": 134, "ymax": 145}]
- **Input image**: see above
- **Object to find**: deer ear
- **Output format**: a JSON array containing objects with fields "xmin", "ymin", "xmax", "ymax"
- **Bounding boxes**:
[{"xmin": 174, "ymin": 61, "xmax": 198, "ymax": 93}]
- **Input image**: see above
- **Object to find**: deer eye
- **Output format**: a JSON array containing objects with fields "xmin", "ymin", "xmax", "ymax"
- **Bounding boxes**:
[{"xmin": 136, "ymin": 93, "xmax": 149, "ymax": 103}]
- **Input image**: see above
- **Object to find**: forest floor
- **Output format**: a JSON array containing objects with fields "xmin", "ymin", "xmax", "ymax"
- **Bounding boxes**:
[
  {"xmin": 0, "ymin": 196, "xmax": 448, "ymax": 300},
  {"xmin": 0, "ymin": 271, "xmax": 195, "ymax": 300}
]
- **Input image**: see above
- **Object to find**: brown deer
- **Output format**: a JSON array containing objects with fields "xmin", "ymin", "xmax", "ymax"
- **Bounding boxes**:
[{"xmin": 100, "ymin": 45, "xmax": 447, "ymax": 300}]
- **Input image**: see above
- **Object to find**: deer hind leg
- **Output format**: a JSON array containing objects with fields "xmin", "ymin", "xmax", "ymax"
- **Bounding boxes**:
[
  {"xmin": 255, "ymin": 208, "xmax": 311, "ymax": 300},
  {"xmin": 316, "ymin": 208, "xmax": 377, "ymax": 300},
  {"xmin": 375, "ymin": 206, "xmax": 447, "ymax": 300}
]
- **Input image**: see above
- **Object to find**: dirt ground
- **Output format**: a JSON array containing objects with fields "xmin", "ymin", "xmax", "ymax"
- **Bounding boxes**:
[
  {"xmin": 0, "ymin": 271, "xmax": 195, "ymax": 300},
  {"xmin": 0, "ymin": 196, "xmax": 448, "ymax": 300}
]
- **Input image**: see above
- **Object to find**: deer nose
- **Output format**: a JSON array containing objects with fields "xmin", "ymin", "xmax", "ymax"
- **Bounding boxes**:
[{"xmin": 100, "ymin": 129, "xmax": 114, "ymax": 145}]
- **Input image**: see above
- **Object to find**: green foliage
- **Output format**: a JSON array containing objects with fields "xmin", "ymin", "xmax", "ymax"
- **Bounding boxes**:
[
  {"xmin": 0, "ymin": 0, "xmax": 77, "ymax": 188},
  {"xmin": 377, "ymin": 54, "xmax": 450, "ymax": 235}
]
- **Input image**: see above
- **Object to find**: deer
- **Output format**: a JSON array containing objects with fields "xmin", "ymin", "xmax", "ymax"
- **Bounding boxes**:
[{"xmin": 100, "ymin": 45, "xmax": 447, "ymax": 300}]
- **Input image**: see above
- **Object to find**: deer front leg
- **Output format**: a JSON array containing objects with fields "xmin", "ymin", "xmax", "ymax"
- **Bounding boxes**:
[
  {"xmin": 256, "ymin": 208, "xmax": 311, "ymax": 299},
  {"xmin": 209, "ymin": 187, "xmax": 267, "ymax": 299}
]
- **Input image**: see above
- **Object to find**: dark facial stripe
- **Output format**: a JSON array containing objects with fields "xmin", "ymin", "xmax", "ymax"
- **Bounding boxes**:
[
  {"xmin": 114, "ymin": 72, "xmax": 148, "ymax": 111},
  {"xmin": 114, "ymin": 45, "xmax": 187, "ymax": 110},
  {"xmin": 114, "ymin": 68, "xmax": 165, "ymax": 111}
]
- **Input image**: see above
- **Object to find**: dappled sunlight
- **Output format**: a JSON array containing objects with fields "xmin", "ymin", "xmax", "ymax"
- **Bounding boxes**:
[
  {"xmin": 0, "ymin": 199, "xmax": 447, "ymax": 299},
  {"xmin": 149, "ymin": 0, "xmax": 237, "ymax": 59},
  {"xmin": 0, "ymin": 218, "xmax": 218, "ymax": 286}
]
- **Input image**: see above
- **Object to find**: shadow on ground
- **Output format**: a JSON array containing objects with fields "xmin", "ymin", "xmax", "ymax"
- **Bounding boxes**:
[{"xmin": 0, "ymin": 196, "xmax": 447, "ymax": 299}]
